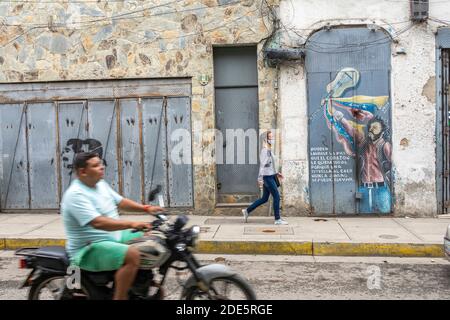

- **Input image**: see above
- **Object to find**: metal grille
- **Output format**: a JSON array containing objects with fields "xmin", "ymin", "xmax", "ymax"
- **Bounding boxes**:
[
  {"xmin": 441, "ymin": 49, "xmax": 450, "ymax": 213},
  {"xmin": 410, "ymin": 0, "xmax": 429, "ymax": 22}
]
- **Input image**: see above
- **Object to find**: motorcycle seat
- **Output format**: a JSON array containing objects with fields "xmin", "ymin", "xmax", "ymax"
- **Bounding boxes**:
[{"xmin": 34, "ymin": 246, "xmax": 70, "ymax": 271}]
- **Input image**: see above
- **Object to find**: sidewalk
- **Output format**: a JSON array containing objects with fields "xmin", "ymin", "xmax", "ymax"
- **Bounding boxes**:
[{"xmin": 0, "ymin": 213, "xmax": 448, "ymax": 257}]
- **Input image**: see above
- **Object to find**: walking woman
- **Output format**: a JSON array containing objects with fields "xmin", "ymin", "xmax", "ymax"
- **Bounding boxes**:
[{"xmin": 242, "ymin": 130, "xmax": 288, "ymax": 225}]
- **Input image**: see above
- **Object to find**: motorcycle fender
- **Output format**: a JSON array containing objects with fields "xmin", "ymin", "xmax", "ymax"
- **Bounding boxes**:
[
  {"xmin": 20, "ymin": 269, "xmax": 42, "ymax": 288},
  {"xmin": 181, "ymin": 264, "xmax": 237, "ymax": 298}
]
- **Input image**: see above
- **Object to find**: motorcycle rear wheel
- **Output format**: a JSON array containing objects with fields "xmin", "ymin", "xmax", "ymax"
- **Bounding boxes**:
[
  {"xmin": 185, "ymin": 274, "xmax": 256, "ymax": 300},
  {"xmin": 28, "ymin": 275, "xmax": 95, "ymax": 300}
]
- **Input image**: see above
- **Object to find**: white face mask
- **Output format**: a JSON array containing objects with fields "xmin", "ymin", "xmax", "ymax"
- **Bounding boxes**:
[{"xmin": 268, "ymin": 139, "xmax": 275, "ymax": 145}]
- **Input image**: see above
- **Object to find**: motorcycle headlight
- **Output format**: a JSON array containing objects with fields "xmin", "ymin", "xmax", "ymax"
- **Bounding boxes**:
[{"xmin": 188, "ymin": 225, "xmax": 201, "ymax": 248}]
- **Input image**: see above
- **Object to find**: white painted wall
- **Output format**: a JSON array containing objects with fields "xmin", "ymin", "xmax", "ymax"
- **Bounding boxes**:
[{"xmin": 279, "ymin": 0, "xmax": 450, "ymax": 216}]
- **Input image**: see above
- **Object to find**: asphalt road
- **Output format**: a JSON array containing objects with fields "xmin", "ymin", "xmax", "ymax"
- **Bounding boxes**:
[{"xmin": 1, "ymin": 251, "xmax": 449, "ymax": 300}]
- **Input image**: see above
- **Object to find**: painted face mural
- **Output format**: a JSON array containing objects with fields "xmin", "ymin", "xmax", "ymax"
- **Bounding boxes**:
[
  {"xmin": 322, "ymin": 68, "xmax": 392, "ymax": 214},
  {"xmin": 61, "ymin": 138, "xmax": 104, "ymax": 175}
]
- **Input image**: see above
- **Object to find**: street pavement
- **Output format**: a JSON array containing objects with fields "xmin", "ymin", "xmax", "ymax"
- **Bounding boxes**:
[
  {"xmin": 0, "ymin": 213, "xmax": 449, "ymax": 257},
  {"xmin": 1, "ymin": 251, "xmax": 449, "ymax": 300}
]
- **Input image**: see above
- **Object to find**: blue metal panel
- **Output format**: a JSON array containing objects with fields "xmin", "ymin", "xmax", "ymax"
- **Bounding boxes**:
[
  {"xmin": 167, "ymin": 97, "xmax": 193, "ymax": 207},
  {"xmin": 306, "ymin": 28, "xmax": 391, "ymax": 72},
  {"xmin": 437, "ymin": 28, "xmax": 450, "ymax": 49},
  {"xmin": 213, "ymin": 47, "xmax": 258, "ymax": 87},
  {"xmin": 0, "ymin": 103, "xmax": 29, "ymax": 209},
  {"xmin": 58, "ymin": 101, "xmax": 88, "ymax": 194},
  {"xmin": 120, "ymin": 99, "xmax": 142, "ymax": 202},
  {"xmin": 306, "ymin": 27, "xmax": 392, "ymax": 215},
  {"xmin": 27, "ymin": 102, "xmax": 59, "ymax": 209},
  {"xmin": 142, "ymin": 98, "xmax": 169, "ymax": 206},
  {"xmin": 87, "ymin": 100, "xmax": 120, "ymax": 193},
  {"xmin": 308, "ymin": 72, "xmax": 335, "ymax": 214},
  {"xmin": 215, "ymin": 87, "xmax": 259, "ymax": 194},
  {"xmin": 214, "ymin": 47, "xmax": 260, "ymax": 202}
]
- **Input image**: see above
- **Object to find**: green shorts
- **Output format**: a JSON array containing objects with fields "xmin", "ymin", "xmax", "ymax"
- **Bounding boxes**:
[{"xmin": 71, "ymin": 230, "xmax": 144, "ymax": 272}]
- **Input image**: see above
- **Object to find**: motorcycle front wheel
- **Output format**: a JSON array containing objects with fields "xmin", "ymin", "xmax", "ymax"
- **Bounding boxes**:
[{"xmin": 184, "ymin": 274, "xmax": 256, "ymax": 300}]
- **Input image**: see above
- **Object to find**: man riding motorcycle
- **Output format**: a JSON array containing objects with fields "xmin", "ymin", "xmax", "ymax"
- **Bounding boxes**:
[{"xmin": 61, "ymin": 152, "xmax": 163, "ymax": 300}]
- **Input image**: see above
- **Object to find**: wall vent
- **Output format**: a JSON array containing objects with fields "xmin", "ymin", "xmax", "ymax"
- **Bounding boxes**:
[{"xmin": 410, "ymin": 0, "xmax": 429, "ymax": 22}]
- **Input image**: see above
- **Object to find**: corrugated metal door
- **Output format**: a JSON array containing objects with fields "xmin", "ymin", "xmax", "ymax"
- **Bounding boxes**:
[
  {"xmin": 0, "ymin": 79, "xmax": 193, "ymax": 211},
  {"xmin": 87, "ymin": 100, "xmax": 119, "ymax": 192},
  {"xmin": 27, "ymin": 102, "xmax": 59, "ymax": 209},
  {"xmin": 120, "ymin": 99, "xmax": 143, "ymax": 202},
  {"xmin": 0, "ymin": 103, "xmax": 28, "ymax": 209},
  {"xmin": 167, "ymin": 97, "xmax": 193, "ymax": 207},
  {"xmin": 214, "ymin": 46, "xmax": 259, "ymax": 203},
  {"xmin": 142, "ymin": 98, "xmax": 169, "ymax": 207},
  {"xmin": 58, "ymin": 101, "xmax": 88, "ymax": 194},
  {"xmin": 306, "ymin": 27, "xmax": 392, "ymax": 215}
]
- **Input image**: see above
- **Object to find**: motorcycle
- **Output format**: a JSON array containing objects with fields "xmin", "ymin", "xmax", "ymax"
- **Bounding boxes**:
[{"xmin": 15, "ymin": 211, "xmax": 256, "ymax": 300}]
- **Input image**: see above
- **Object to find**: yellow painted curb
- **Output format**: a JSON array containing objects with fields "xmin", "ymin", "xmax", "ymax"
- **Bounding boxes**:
[
  {"xmin": 0, "ymin": 239, "xmax": 445, "ymax": 258},
  {"xmin": 197, "ymin": 241, "xmax": 313, "ymax": 255},
  {"xmin": 314, "ymin": 242, "xmax": 445, "ymax": 257},
  {"xmin": 4, "ymin": 239, "xmax": 66, "ymax": 250}
]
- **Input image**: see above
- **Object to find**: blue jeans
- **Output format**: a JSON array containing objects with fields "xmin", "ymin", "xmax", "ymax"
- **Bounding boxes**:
[
  {"xmin": 359, "ymin": 185, "xmax": 391, "ymax": 214},
  {"xmin": 246, "ymin": 175, "xmax": 280, "ymax": 220}
]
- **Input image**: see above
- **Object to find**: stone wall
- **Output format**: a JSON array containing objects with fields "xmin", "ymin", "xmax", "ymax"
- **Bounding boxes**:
[{"xmin": 0, "ymin": 0, "xmax": 279, "ymax": 214}]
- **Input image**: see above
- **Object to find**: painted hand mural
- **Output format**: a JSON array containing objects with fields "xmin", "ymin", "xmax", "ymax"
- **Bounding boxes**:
[{"xmin": 322, "ymin": 68, "xmax": 392, "ymax": 214}]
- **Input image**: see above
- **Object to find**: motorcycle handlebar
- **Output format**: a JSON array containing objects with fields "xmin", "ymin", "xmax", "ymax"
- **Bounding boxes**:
[{"xmin": 131, "ymin": 213, "xmax": 169, "ymax": 233}]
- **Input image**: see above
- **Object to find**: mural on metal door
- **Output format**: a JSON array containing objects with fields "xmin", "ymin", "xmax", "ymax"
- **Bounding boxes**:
[
  {"xmin": 62, "ymin": 138, "xmax": 104, "ymax": 174},
  {"xmin": 322, "ymin": 67, "xmax": 392, "ymax": 213}
]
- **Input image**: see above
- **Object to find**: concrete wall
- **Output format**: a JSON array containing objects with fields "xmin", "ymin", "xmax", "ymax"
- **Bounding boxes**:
[
  {"xmin": 0, "ymin": 0, "xmax": 278, "ymax": 214},
  {"xmin": 279, "ymin": 0, "xmax": 450, "ymax": 216}
]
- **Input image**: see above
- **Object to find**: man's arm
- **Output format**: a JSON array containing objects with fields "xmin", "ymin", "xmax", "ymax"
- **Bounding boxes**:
[
  {"xmin": 118, "ymin": 198, "xmax": 163, "ymax": 214},
  {"xmin": 384, "ymin": 141, "xmax": 392, "ymax": 161},
  {"xmin": 352, "ymin": 109, "xmax": 373, "ymax": 122},
  {"xmin": 104, "ymin": 182, "xmax": 163, "ymax": 213},
  {"xmin": 334, "ymin": 110, "xmax": 364, "ymax": 144},
  {"xmin": 258, "ymin": 148, "xmax": 267, "ymax": 184},
  {"xmin": 90, "ymin": 216, "xmax": 150, "ymax": 231}
]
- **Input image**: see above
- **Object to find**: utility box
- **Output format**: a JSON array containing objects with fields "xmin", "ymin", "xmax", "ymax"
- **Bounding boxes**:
[{"xmin": 410, "ymin": 0, "xmax": 429, "ymax": 22}]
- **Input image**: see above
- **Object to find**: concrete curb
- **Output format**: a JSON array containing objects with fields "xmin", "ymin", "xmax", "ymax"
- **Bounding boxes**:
[
  {"xmin": 1, "ymin": 238, "xmax": 445, "ymax": 257},
  {"xmin": 313, "ymin": 242, "xmax": 444, "ymax": 257},
  {"xmin": 197, "ymin": 241, "xmax": 313, "ymax": 255},
  {"xmin": 4, "ymin": 239, "xmax": 66, "ymax": 250}
]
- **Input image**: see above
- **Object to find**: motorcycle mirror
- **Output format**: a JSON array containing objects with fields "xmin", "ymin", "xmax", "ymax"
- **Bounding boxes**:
[
  {"xmin": 148, "ymin": 184, "xmax": 162, "ymax": 202},
  {"xmin": 174, "ymin": 215, "xmax": 188, "ymax": 231}
]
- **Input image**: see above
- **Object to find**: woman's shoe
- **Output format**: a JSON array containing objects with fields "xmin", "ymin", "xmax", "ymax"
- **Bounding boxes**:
[
  {"xmin": 274, "ymin": 219, "xmax": 288, "ymax": 225},
  {"xmin": 242, "ymin": 209, "xmax": 248, "ymax": 223}
]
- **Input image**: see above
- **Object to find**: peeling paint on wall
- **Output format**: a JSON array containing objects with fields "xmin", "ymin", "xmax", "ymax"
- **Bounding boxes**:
[{"xmin": 422, "ymin": 76, "xmax": 436, "ymax": 104}]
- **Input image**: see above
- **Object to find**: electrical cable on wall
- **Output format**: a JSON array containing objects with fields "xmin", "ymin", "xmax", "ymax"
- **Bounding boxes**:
[
  {"xmin": 1, "ymin": 0, "xmax": 242, "ymax": 27},
  {"xmin": 0, "ymin": 2, "xmax": 261, "ymax": 49}
]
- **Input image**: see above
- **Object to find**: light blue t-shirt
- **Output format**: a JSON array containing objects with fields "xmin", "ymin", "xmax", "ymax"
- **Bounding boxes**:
[{"xmin": 61, "ymin": 179, "xmax": 124, "ymax": 259}]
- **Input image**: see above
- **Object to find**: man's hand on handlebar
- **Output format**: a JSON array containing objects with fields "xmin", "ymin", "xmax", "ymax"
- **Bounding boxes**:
[{"xmin": 130, "ymin": 221, "xmax": 152, "ymax": 232}]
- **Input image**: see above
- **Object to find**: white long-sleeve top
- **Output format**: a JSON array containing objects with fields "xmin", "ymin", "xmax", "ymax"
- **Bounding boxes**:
[{"xmin": 258, "ymin": 147, "xmax": 278, "ymax": 182}]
